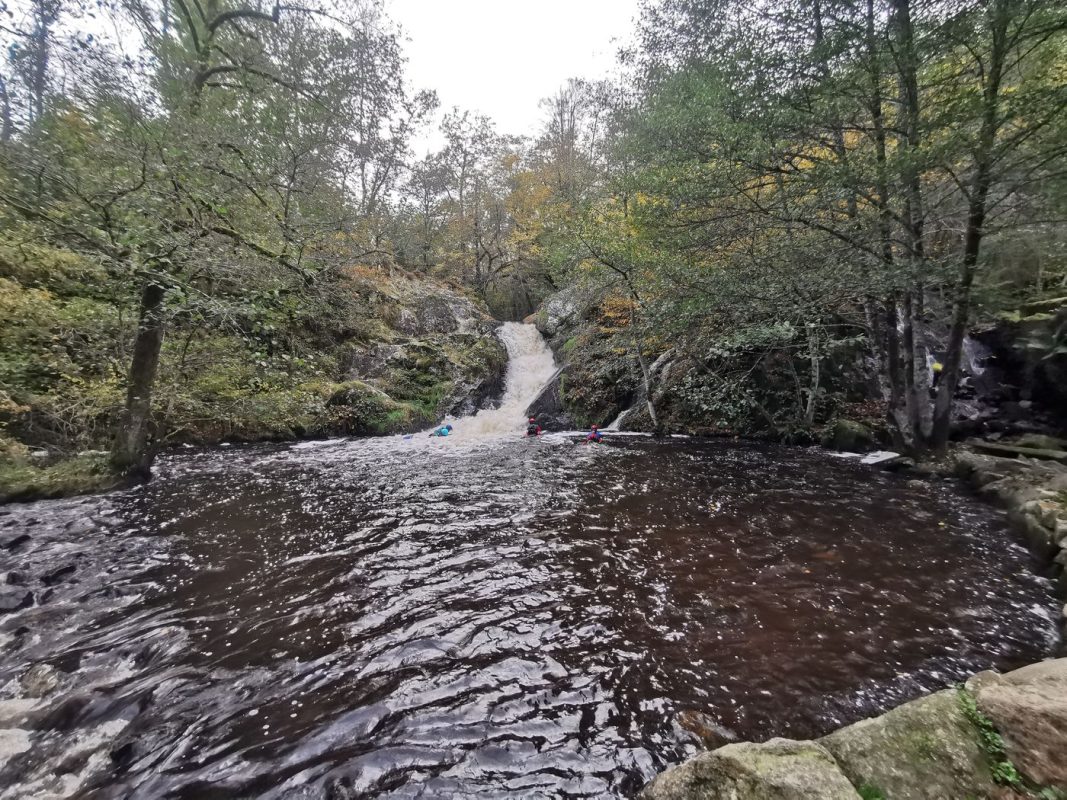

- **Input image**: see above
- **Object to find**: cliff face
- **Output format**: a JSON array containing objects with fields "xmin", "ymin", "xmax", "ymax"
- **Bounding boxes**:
[{"xmin": 534, "ymin": 285, "xmax": 1067, "ymax": 443}]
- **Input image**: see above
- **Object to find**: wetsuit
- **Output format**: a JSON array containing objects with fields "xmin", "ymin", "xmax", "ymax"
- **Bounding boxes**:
[
  {"xmin": 526, "ymin": 423, "xmax": 542, "ymax": 437},
  {"xmin": 586, "ymin": 430, "xmax": 602, "ymax": 443}
]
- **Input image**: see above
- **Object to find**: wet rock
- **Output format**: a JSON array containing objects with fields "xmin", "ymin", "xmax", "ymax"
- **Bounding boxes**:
[
  {"xmin": 820, "ymin": 689, "xmax": 996, "ymax": 800},
  {"xmin": 821, "ymin": 420, "xmax": 876, "ymax": 453},
  {"xmin": 525, "ymin": 368, "xmax": 574, "ymax": 430},
  {"xmin": 639, "ymin": 738, "xmax": 859, "ymax": 800},
  {"xmin": 673, "ymin": 709, "xmax": 738, "ymax": 750},
  {"xmin": 538, "ymin": 291, "xmax": 580, "ymax": 338},
  {"xmin": 1, "ymin": 533, "xmax": 31, "ymax": 551},
  {"xmin": 19, "ymin": 664, "xmax": 62, "ymax": 698},
  {"xmin": 40, "ymin": 564, "xmax": 77, "ymax": 586},
  {"xmin": 0, "ymin": 589, "xmax": 33, "ymax": 614},
  {"xmin": 1014, "ymin": 433, "xmax": 1067, "ymax": 451},
  {"xmin": 966, "ymin": 658, "xmax": 1067, "ymax": 790},
  {"xmin": 6, "ymin": 571, "xmax": 25, "ymax": 585},
  {"xmin": 967, "ymin": 439, "xmax": 1067, "ymax": 464}
]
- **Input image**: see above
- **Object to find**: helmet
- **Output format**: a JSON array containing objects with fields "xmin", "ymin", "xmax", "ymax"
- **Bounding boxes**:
[
  {"xmin": 445, "ymin": 424, "xmax": 453, "ymax": 431},
  {"xmin": 591, "ymin": 424, "xmax": 598, "ymax": 430},
  {"xmin": 529, "ymin": 417, "xmax": 536, "ymax": 423}
]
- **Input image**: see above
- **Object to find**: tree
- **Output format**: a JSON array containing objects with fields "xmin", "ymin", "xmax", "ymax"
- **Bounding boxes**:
[{"xmin": 0, "ymin": 0, "xmax": 428, "ymax": 477}]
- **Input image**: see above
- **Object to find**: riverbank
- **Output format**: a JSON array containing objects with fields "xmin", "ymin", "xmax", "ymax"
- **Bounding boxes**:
[
  {"xmin": 640, "ymin": 658, "xmax": 1067, "ymax": 800},
  {"xmin": 1, "ymin": 269, "xmax": 509, "ymax": 503}
]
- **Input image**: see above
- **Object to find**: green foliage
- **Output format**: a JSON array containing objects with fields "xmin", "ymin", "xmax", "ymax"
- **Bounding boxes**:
[
  {"xmin": 857, "ymin": 785, "xmax": 886, "ymax": 800},
  {"xmin": 955, "ymin": 688, "xmax": 1066, "ymax": 799},
  {"xmin": 0, "ymin": 451, "xmax": 119, "ymax": 503}
]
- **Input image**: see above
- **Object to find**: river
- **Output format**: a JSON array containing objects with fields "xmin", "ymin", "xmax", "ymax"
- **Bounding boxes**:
[{"xmin": 0, "ymin": 324, "xmax": 1059, "ymax": 799}]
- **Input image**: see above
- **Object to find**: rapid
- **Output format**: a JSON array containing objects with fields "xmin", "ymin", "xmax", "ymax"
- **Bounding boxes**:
[{"xmin": 0, "ymin": 325, "xmax": 1059, "ymax": 799}]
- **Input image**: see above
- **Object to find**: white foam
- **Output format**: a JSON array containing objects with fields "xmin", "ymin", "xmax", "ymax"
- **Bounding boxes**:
[{"xmin": 441, "ymin": 322, "xmax": 558, "ymax": 439}]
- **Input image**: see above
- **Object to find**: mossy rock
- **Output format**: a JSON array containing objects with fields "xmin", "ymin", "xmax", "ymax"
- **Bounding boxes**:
[
  {"xmin": 820, "ymin": 689, "xmax": 998, "ymax": 800},
  {"xmin": 639, "ymin": 738, "xmax": 860, "ymax": 799},
  {"xmin": 324, "ymin": 381, "xmax": 425, "ymax": 435},
  {"xmin": 0, "ymin": 451, "xmax": 122, "ymax": 503},
  {"xmin": 821, "ymin": 419, "xmax": 876, "ymax": 453}
]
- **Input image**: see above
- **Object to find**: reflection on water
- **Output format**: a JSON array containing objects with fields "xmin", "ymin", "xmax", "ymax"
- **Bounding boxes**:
[{"xmin": 0, "ymin": 435, "xmax": 1058, "ymax": 798}]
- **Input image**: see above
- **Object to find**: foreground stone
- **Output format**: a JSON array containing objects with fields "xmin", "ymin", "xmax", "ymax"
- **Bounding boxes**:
[
  {"xmin": 967, "ymin": 659, "xmax": 1067, "ymax": 790},
  {"xmin": 642, "ymin": 660, "xmax": 1067, "ymax": 799},
  {"xmin": 639, "ymin": 738, "xmax": 860, "ymax": 800},
  {"xmin": 820, "ymin": 689, "xmax": 996, "ymax": 800}
]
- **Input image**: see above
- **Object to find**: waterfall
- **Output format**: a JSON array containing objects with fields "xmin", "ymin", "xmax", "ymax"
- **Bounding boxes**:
[
  {"xmin": 447, "ymin": 322, "xmax": 558, "ymax": 437},
  {"xmin": 605, "ymin": 407, "xmax": 632, "ymax": 431}
]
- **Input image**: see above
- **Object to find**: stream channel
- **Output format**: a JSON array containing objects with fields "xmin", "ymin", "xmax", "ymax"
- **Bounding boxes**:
[{"xmin": 0, "ymin": 324, "xmax": 1060, "ymax": 798}]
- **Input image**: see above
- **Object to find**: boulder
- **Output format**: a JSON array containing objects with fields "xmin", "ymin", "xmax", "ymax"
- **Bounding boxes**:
[
  {"xmin": 1, "ymin": 533, "xmax": 30, "ymax": 551},
  {"xmin": 639, "ymin": 738, "xmax": 860, "ymax": 800},
  {"xmin": 1014, "ymin": 433, "xmax": 1067, "ymax": 451},
  {"xmin": 966, "ymin": 439, "xmax": 1067, "ymax": 464},
  {"xmin": 40, "ymin": 563, "xmax": 76, "ymax": 586},
  {"xmin": 820, "ymin": 689, "xmax": 996, "ymax": 800},
  {"xmin": 525, "ymin": 368, "xmax": 574, "ymax": 431},
  {"xmin": 821, "ymin": 420, "xmax": 876, "ymax": 453},
  {"xmin": 673, "ymin": 710, "xmax": 739, "ymax": 750},
  {"xmin": 966, "ymin": 658, "xmax": 1067, "ymax": 790},
  {"xmin": 538, "ymin": 291, "xmax": 580, "ymax": 337}
]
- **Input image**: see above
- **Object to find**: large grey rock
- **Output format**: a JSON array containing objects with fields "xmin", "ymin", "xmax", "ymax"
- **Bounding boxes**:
[
  {"xmin": 639, "ymin": 738, "xmax": 860, "ymax": 800},
  {"xmin": 821, "ymin": 420, "xmax": 876, "ymax": 453},
  {"xmin": 525, "ymin": 368, "xmax": 574, "ymax": 431},
  {"xmin": 966, "ymin": 658, "xmax": 1067, "ymax": 790},
  {"xmin": 539, "ymin": 292, "xmax": 580, "ymax": 337},
  {"xmin": 820, "ymin": 689, "xmax": 996, "ymax": 800}
]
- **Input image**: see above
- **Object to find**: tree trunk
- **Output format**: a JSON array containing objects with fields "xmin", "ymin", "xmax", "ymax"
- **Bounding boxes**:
[
  {"xmin": 890, "ymin": 0, "xmax": 931, "ymax": 449},
  {"xmin": 0, "ymin": 76, "xmax": 12, "ymax": 144},
  {"xmin": 804, "ymin": 322, "xmax": 820, "ymax": 427},
  {"xmin": 111, "ymin": 280, "xmax": 166, "ymax": 478},
  {"xmin": 864, "ymin": 0, "xmax": 910, "ymax": 449},
  {"xmin": 931, "ymin": 0, "xmax": 1008, "ymax": 451},
  {"xmin": 932, "ymin": 185, "xmax": 990, "ymax": 449},
  {"xmin": 884, "ymin": 298, "xmax": 912, "ymax": 450}
]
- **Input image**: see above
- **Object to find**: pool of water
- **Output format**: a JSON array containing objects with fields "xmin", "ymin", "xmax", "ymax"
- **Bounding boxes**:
[{"xmin": 0, "ymin": 435, "xmax": 1059, "ymax": 798}]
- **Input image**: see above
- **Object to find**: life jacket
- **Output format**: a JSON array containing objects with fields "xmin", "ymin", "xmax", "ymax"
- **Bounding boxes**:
[{"xmin": 526, "ymin": 423, "xmax": 540, "ymax": 436}]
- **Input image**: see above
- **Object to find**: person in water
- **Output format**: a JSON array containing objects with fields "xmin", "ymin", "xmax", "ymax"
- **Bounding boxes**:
[
  {"xmin": 586, "ymin": 424, "xmax": 602, "ymax": 443},
  {"xmin": 429, "ymin": 423, "xmax": 453, "ymax": 437},
  {"xmin": 525, "ymin": 417, "xmax": 543, "ymax": 437}
]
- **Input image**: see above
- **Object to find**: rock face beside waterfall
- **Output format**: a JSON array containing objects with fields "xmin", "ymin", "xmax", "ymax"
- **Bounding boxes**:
[
  {"xmin": 168, "ymin": 272, "xmax": 508, "ymax": 444},
  {"xmin": 532, "ymin": 286, "xmax": 642, "ymax": 428},
  {"xmin": 533, "ymin": 286, "xmax": 1067, "ymax": 440},
  {"xmin": 524, "ymin": 368, "xmax": 574, "ymax": 430}
]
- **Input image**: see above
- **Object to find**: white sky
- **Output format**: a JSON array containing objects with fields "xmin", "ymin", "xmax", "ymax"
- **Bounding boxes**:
[{"xmin": 388, "ymin": 0, "xmax": 641, "ymax": 154}]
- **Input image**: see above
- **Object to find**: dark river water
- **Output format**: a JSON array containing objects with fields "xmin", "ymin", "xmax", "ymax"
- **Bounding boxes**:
[{"xmin": 0, "ymin": 435, "xmax": 1059, "ymax": 799}]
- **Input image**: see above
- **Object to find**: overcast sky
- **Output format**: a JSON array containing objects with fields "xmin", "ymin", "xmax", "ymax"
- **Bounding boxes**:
[{"xmin": 388, "ymin": 0, "xmax": 641, "ymax": 154}]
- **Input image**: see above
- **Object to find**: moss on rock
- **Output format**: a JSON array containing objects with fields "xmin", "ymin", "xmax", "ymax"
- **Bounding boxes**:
[
  {"xmin": 819, "ymin": 689, "xmax": 998, "ymax": 800},
  {"xmin": 0, "ymin": 451, "xmax": 121, "ymax": 503}
]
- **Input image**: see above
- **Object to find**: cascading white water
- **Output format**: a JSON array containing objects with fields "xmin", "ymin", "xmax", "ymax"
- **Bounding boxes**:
[
  {"xmin": 446, "ymin": 322, "xmax": 558, "ymax": 438},
  {"xmin": 605, "ymin": 407, "xmax": 632, "ymax": 431}
]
